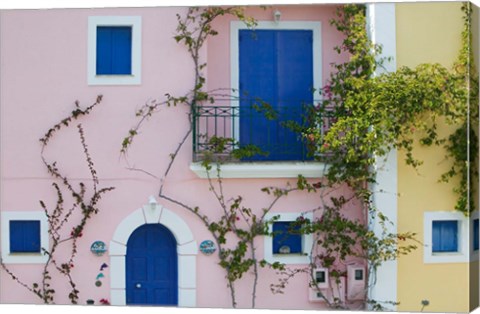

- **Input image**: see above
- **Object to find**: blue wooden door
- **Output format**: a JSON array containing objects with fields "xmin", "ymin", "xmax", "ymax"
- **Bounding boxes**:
[
  {"xmin": 239, "ymin": 29, "xmax": 313, "ymax": 161},
  {"xmin": 126, "ymin": 224, "xmax": 178, "ymax": 305}
]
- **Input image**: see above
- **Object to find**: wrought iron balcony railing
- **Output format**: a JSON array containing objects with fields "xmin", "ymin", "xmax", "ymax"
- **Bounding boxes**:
[{"xmin": 192, "ymin": 100, "xmax": 335, "ymax": 163}]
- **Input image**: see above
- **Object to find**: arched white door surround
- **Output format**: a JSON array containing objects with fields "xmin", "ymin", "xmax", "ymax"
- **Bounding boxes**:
[{"xmin": 109, "ymin": 199, "xmax": 198, "ymax": 307}]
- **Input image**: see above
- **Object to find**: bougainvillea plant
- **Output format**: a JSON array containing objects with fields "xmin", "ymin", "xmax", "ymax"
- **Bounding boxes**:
[
  {"xmin": 119, "ymin": 5, "xmax": 432, "ymax": 310},
  {"xmin": 1, "ymin": 96, "xmax": 115, "ymax": 304}
]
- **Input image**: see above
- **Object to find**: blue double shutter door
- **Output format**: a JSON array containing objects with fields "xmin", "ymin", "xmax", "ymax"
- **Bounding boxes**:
[
  {"xmin": 239, "ymin": 29, "xmax": 314, "ymax": 161},
  {"xmin": 96, "ymin": 26, "xmax": 132, "ymax": 75},
  {"xmin": 9, "ymin": 220, "xmax": 41, "ymax": 253},
  {"xmin": 432, "ymin": 220, "xmax": 458, "ymax": 253},
  {"xmin": 126, "ymin": 224, "xmax": 178, "ymax": 306}
]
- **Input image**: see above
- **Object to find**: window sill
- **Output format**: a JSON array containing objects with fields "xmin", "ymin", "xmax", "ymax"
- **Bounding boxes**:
[
  {"xmin": 88, "ymin": 75, "xmax": 141, "ymax": 86},
  {"xmin": 189, "ymin": 161, "xmax": 328, "ymax": 179},
  {"xmin": 424, "ymin": 251, "xmax": 468, "ymax": 264},
  {"xmin": 2, "ymin": 253, "xmax": 48, "ymax": 264},
  {"xmin": 432, "ymin": 252, "xmax": 460, "ymax": 256},
  {"xmin": 265, "ymin": 253, "xmax": 311, "ymax": 265}
]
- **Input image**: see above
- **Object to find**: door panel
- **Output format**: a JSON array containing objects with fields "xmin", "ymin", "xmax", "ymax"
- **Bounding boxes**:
[
  {"xmin": 239, "ymin": 29, "xmax": 313, "ymax": 161},
  {"xmin": 126, "ymin": 224, "xmax": 178, "ymax": 305}
]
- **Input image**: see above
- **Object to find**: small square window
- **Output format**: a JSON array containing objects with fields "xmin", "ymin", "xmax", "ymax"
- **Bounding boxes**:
[
  {"xmin": 315, "ymin": 270, "xmax": 326, "ymax": 283},
  {"xmin": 9, "ymin": 220, "xmax": 41, "ymax": 253},
  {"xmin": 96, "ymin": 26, "xmax": 132, "ymax": 75},
  {"xmin": 354, "ymin": 269, "xmax": 363, "ymax": 280},
  {"xmin": 2, "ymin": 211, "xmax": 48, "ymax": 264},
  {"xmin": 473, "ymin": 219, "xmax": 479, "ymax": 251},
  {"xmin": 88, "ymin": 16, "xmax": 141, "ymax": 85},
  {"xmin": 272, "ymin": 221, "xmax": 302, "ymax": 254},
  {"xmin": 432, "ymin": 220, "xmax": 458, "ymax": 253},
  {"xmin": 264, "ymin": 213, "xmax": 313, "ymax": 264},
  {"xmin": 424, "ymin": 212, "xmax": 468, "ymax": 263}
]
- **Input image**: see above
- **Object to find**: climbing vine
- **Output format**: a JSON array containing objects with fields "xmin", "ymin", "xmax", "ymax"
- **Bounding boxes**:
[
  {"xmin": 120, "ymin": 2, "xmax": 477, "ymax": 310},
  {"xmin": 1, "ymin": 3, "xmax": 472, "ymax": 310},
  {"xmin": 1, "ymin": 96, "xmax": 114, "ymax": 304},
  {"xmin": 120, "ymin": 5, "xmax": 422, "ymax": 310},
  {"xmin": 309, "ymin": 3, "xmax": 478, "ymax": 215}
]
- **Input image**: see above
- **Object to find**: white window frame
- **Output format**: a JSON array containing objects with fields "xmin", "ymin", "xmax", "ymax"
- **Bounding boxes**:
[
  {"xmin": 264, "ymin": 212, "xmax": 313, "ymax": 264},
  {"xmin": 423, "ymin": 211, "xmax": 469, "ymax": 264},
  {"xmin": 88, "ymin": 16, "xmax": 142, "ymax": 85},
  {"xmin": 1, "ymin": 211, "xmax": 49, "ymax": 264}
]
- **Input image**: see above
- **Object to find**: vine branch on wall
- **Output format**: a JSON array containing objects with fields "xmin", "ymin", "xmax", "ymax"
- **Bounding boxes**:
[{"xmin": 1, "ymin": 95, "xmax": 115, "ymax": 304}]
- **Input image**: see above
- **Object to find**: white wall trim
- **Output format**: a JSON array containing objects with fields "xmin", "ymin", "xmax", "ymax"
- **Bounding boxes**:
[
  {"xmin": 190, "ymin": 161, "xmax": 328, "ymax": 179},
  {"xmin": 263, "ymin": 212, "xmax": 313, "ymax": 264},
  {"xmin": 1, "ymin": 211, "xmax": 49, "ymax": 264},
  {"xmin": 423, "ymin": 211, "xmax": 470, "ymax": 264},
  {"xmin": 88, "ymin": 16, "xmax": 142, "ymax": 85},
  {"xmin": 366, "ymin": 3, "xmax": 397, "ymax": 311},
  {"xmin": 109, "ymin": 201, "xmax": 197, "ymax": 307}
]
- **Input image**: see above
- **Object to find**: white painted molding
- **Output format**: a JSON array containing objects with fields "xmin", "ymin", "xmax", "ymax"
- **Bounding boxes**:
[
  {"xmin": 178, "ymin": 288, "xmax": 196, "ymax": 308},
  {"xmin": 263, "ymin": 212, "xmax": 313, "ymax": 264},
  {"xmin": 110, "ymin": 289, "xmax": 127, "ymax": 306},
  {"xmin": 109, "ymin": 202, "xmax": 197, "ymax": 307},
  {"xmin": 1, "ymin": 211, "xmax": 49, "ymax": 264},
  {"xmin": 423, "ymin": 211, "xmax": 470, "ymax": 264},
  {"xmin": 190, "ymin": 161, "xmax": 328, "ymax": 179},
  {"xmin": 142, "ymin": 204, "xmax": 163, "ymax": 224},
  {"xmin": 159, "ymin": 208, "xmax": 195, "ymax": 245},
  {"xmin": 111, "ymin": 208, "xmax": 146, "ymax": 245},
  {"xmin": 366, "ymin": 3, "xmax": 397, "ymax": 311},
  {"xmin": 109, "ymin": 241, "xmax": 127, "ymax": 256},
  {"xmin": 87, "ymin": 16, "xmax": 142, "ymax": 85}
]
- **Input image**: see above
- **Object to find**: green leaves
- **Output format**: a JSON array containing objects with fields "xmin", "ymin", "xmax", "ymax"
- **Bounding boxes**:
[{"xmin": 314, "ymin": 4, "xmax": 478, "ymax": 214}]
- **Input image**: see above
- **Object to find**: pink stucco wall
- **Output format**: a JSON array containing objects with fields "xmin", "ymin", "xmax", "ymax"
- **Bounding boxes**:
[{"xmin": 0, "ymin": 5, "xmax": 361, "ymax": 309}]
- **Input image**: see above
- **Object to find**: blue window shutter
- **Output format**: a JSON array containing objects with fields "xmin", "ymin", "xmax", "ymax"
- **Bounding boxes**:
[
  {"xmin": 432, "ymin": 220, "xmax": 458, "ymax": 253},
  {"xmin": 96, "ymin": 26, "xmax": 132, "ymax": 75},
  {"xmin": 474, "ymin": 219, "xmax": 479, "ymax": 251},
  {"xmin": 238, "ymin": 29, "xmax": 313, "ymax": 161},
  {"xmin": 10, "ymin": 220, "xmax": 41, "ymax": 253},
  {"xmin": 272, "ymin": 221, "xmax": 302, "ymax": 254}
]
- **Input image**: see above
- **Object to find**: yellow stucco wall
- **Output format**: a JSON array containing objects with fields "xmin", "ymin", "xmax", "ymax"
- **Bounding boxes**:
[{"xmin": 396, "ymin": 2, "xmax": 473, "ymax": 312}]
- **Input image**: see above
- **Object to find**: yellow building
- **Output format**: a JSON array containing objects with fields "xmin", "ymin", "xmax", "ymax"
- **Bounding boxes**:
[{"xmin": 369, "ymin": 2, "xmax": 479, "ymax": 312}]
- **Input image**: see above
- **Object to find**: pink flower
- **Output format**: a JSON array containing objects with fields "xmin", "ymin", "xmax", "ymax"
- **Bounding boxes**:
[{"xmin": 99, "ymin": 298, "xmax": 110, "ymax": 305}]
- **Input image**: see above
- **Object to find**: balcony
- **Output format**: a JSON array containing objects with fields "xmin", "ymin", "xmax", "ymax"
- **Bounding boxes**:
[{"xmin": 190, "ymin": 99, "xmax": 335, "ymax": 179}]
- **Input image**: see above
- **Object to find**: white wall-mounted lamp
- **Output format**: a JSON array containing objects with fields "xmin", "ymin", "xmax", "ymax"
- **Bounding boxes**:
[
  {"xmin": 273, "ymin": 9, "xmax": 282, "ymax": 23},
  {"xmin": 148, "ymin": 195, "xmax": 157, "ymax": 210}
]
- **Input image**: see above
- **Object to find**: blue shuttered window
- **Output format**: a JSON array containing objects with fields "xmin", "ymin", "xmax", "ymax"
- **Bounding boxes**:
[
  {"xmin": 272, "ymin": 221, "xmax": 302, "ymax": 254},
  {"xmin": 432, "ymin": 220, "xmax": 458, "ymax": 253},
  {"xmin": 10, "ymin": 220, "xmax": 41, "ymax": 253},
  {"xmin": 474, "ymin": 219, "xmax": 479, "ymax": 251},
  {"xmin": 96, "ymin": 26, "xmax": 132, "ymax": 75}
]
